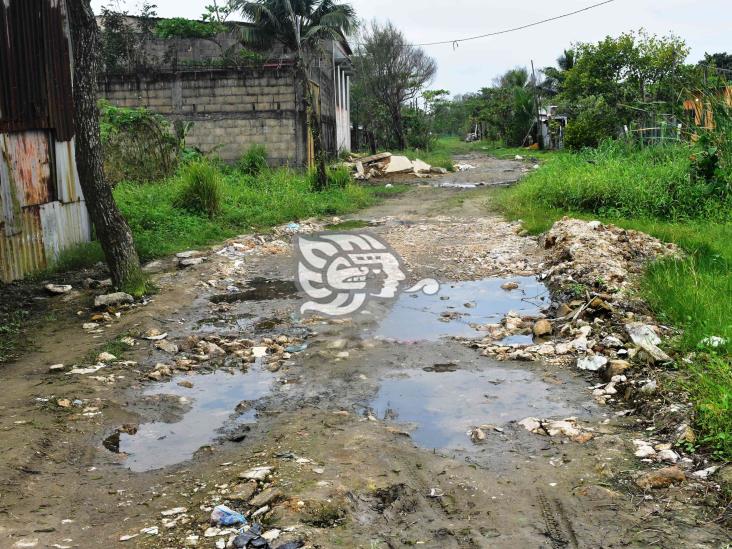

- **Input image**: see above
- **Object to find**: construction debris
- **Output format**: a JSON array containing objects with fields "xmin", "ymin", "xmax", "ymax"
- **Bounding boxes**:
[{"xmin": 346, "ymin": 152, "xmax": 447, "ymax": 180}]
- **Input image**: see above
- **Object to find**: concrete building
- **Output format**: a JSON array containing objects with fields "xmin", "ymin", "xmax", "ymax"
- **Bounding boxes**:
[
  {"xmin": 98, "ymin": 19, "xmax": 353, "ymax": 166},
  {"xmin": 0, "ymin": 0, "xmax": 91, "ymax": 283}
]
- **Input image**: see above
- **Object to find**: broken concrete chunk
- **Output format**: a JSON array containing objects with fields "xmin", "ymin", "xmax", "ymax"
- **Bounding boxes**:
[
  {"xmin": 179, "ymin": 257, "xmax": 205, "ymax": 267},
  {"xmin": 384, "ymin": 155, "xmax": 414, "ymax": 174},
  {"xmin": 239, "ymin": 466, "xmax": 273, "ymax": 481},
  {"xmin": 94, "ymin": 292, "xmax": 134, "ymax": 308},
  {"xmin": 626, "ymin": 322, "xmax": 671, "ymax": 362},
  {"xmin": 412, "ymin": 159, "xmax": 432, "ymax": 174},
  {"xmin": 45, "ymin": 283, "xmax": 72, "ymax": 295},
  {"xmin": 532, "ymin": 319, "xmax": 553, "ymax": 337},
  {"xmin": 357, "ymin": 152, "xmax": 392, "ymax": 165},
  {"xmin": 577, "ymin": 355, "xmax": 608, "ymax": 371}
]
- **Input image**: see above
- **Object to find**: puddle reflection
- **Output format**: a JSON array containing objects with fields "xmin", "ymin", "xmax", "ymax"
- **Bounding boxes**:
[
  {"xmin": 119, "ymin": 368, "xmax": 274, "ymax": 472},
  {"xmin": 374, "ymin": 276, "xmax": 547, "ymax": 342}
]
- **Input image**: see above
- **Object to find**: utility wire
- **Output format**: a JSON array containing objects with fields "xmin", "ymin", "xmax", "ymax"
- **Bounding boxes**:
[{"xmin": 355, "ymin": 0, "xmax": 618, "ymax": 49}]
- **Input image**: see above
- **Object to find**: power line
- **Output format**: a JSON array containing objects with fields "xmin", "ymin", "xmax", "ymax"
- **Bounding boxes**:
[{"xmin": 355, "ymin": 0, "xmax": 618, "ymax": 49}]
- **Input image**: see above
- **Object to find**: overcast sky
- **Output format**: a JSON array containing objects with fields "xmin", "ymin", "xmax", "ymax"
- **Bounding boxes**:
[{"xmin": 91, "ymin": 0, "xmax": 731, "ymax": 96}]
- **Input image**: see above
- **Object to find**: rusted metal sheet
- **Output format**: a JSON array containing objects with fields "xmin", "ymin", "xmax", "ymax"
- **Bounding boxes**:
[
  {"xmin": 0, "ymin": 206, "xmax": 47, "ymax": 282},
  {"xmin": 39, "ymin": 200, "xmax": 91, "ymax": 260},
  {"xmin": 55, "ymin": 138, "xmax": 83, "ymax": 203},
  {"xmin": 0, "ymin": 132, "xmax": 53, "ymax": 207},
  {"xmin": 0, "ymin": 0, "xmax": 75, "ymax": 140}
]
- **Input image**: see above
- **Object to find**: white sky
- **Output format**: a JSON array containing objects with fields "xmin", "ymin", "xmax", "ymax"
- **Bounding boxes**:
[{"xmin": 91, "ymin": 0, "xmax": 732, "ymax": 96}]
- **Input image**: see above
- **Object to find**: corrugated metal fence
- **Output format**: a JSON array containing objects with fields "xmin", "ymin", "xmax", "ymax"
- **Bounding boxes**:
[{"xmin": 0, "ymin": 0, "xmax": 91, "ymax": 283}]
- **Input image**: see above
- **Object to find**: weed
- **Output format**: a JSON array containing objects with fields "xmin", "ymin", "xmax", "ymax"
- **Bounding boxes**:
[
  {"xmin": 237, "ymin": 144, "xmax": 269, "ymax": 176},
  {"xmin": 121, "ymin": 271, "xmax": 156, "ymax": 298},
  {"xmin": 174, "ymin": 160, "xmax": 224, "ymax": 218}
]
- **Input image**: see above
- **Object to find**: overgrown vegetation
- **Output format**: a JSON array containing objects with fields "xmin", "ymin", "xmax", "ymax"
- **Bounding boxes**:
[
  {"xmin": 59, "ymin": 160, "xmax": 403, "ymax": 266},
  {"xmin": 100, "ymin": 101, "xmax": 184, "ymax": 184}
]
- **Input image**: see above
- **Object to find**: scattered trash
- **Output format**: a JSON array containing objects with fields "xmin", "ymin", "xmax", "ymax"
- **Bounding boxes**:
[
  {"xmin": 700, "ymin": 336, "xmax": 727, "ymax": 348},
  {"xmin": 210, "ymin": 504, "xmax": 247, "ymax": 527}
]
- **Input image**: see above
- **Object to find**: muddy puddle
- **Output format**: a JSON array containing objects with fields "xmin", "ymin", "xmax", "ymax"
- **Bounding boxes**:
[
  {"xmin": 368, "ymin": 365, "xmax": 588, "ymax": 450},
  {"xmin": 210, "ymin": 277, "xmax": 298, "ymax": 304},
  {"xmin": 116, "ymin": 368, "xmax": 275, "ymax": 472},
  {"xmin": 374, "ymin": 276, "xmax": 547, "ymax": 342}
]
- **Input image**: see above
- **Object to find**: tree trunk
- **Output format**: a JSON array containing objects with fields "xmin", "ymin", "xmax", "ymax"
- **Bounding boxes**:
[
  {"xmin": 296, "ymin": 63, "xmax": 328, "ymax": 190},
  {"xmin": 394, "ymin": 110, "xmax": 406, "ymax": 151},
  {"xmin": 67, "ymin": 0, "xmax": 142, "ymax": 289}
]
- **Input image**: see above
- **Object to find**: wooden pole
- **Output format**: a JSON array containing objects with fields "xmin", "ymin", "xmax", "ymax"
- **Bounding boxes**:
[{"xmin": 531, "ymin": 60, "xmax": 543, "ymax": 149}]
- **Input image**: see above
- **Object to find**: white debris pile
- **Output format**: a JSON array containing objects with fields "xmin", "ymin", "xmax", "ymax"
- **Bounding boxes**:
[
  {"xmin": 345, "ymin": 152, "xmax": 448, "ymax": 180},
  {"xmin": 541, "ymin": 218, "xmax": 679, "ymax": 297}
]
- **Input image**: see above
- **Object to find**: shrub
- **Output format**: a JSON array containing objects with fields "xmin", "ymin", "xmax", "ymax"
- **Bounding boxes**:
[
  {"xmin": 174, "ymin": 161, "xmax": 223, "ymax": 218},
  {"xmin": 100, "ymin": 101, "xmax": 180, "ymax": 184},
  {"xmin": 564, "ymin": 96, "xmax": 618, "ymax": 150},
  {"xmin": 237, "ymin": 145, "xmax": 269, "ymax": 176}
]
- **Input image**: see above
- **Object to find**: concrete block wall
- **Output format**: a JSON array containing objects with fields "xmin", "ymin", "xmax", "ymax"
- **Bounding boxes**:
[{"xmin": 100, "ymin": 68, "xmax": 303, "ymax": 165}]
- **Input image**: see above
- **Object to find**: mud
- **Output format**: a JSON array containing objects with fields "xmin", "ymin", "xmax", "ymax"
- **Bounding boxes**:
[{"xmin": 0, "ymin": 154, "xmax": 729, "ymax": 549}]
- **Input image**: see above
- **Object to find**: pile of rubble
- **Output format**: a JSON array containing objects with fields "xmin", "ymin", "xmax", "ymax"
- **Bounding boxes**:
[
  {"xmin": 119, "ymin": 464, "xmax": 307, "ymax": 548},
  {"xmin": 144, "ymin": 333, "xmax": 309, "ymax": 381},
  {"xmin": 344, "ymin": 152, "xmax": 448, "ymax": 180}
]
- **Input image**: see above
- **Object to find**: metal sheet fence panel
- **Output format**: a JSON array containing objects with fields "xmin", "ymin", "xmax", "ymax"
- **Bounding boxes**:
[
  {"xmin": 1, "ymin": 131, "xmax": 53, "ymax": 207},
  {"xmin": 39, "ymin": 200, "xmax": 90, "ymax": 261},
  {"xmin": 0, "ymin": 0, "xmax": 75, "ymax": 140},
  {"xmin": 55, "ymin": 138, "xmax": 82, "ymax": 203},
  {"xmin": 0, "ymin": 206, "xmax": 47, "ymax": 282}
]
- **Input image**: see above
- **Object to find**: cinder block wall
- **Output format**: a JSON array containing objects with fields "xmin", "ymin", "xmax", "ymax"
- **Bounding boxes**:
[{"xmin": 99, "ymin": 68, "xmax": 302, "ymax": 166}]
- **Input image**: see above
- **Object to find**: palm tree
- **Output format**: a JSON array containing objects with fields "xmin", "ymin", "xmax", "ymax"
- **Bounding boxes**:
[{"xmin": 233, "ymin": 0, "xmax": 356, "ymax": 189}]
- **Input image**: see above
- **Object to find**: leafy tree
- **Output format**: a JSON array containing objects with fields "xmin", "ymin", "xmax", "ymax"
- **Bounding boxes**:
[
  {"xmin": 155, "ymin": 17, "xmax": 222, "ymax": 39},
  {"xmin": 354, "ymin": 21, "xmax": 437, "ymax": 150},
  {"xmin": 233, "ymin": 0, "xmax": 356, "ymax": 190},
  {"xmin": 701, "ymin": 52, "xmax": 732, "ymax": 73},
  {"xmin": 99, "ymin": 1, "xmax": 158, "ymax": 72}
]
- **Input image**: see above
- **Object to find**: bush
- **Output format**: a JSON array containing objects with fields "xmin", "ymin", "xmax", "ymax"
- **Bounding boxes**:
[
  {"xmin": 100, "ymin": 101, "xmax": 180, "ymax": 184},
  {"xmin": 564, "ymin": 96, "xmax": 618, "ymax": 150},
  {"xmin": 174, "ymin": 161, "xmax": 223, "ymax": 218},
  {"xmin": 237, "ymin": 145, "xmax": 269, "ymax": 176}
]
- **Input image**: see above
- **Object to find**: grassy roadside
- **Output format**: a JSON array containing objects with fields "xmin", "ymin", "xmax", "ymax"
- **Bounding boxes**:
[
  {"xmin": 55, "ymin": 166, "xmax": 406, "ymax": 270},
  {"xmin": 488, "ymin": 142, "xmax": 732, "ymax": 458}
]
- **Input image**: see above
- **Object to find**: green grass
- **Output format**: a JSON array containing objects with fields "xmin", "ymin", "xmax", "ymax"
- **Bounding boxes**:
[
  {"xmin": 54, "ymin": 165, "xmax": 405, "ymax": 267},
  {"xmin": 490, "ymin": 142, "xmax": 732, "ymax": 458}
]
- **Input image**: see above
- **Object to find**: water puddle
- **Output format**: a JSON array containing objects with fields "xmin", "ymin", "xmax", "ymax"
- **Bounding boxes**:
[
  {"xmin": 117, "ymin": 368, "xmax": 275, "ymax": 472},
  {"xmin": 369, "ymin": 366, "xmax": 587, "ymax": 450},
  {"xmin": 210, "ymin": 278, "xmax": 298, "ymax": 304},
  {"xmin": 374, "ymin": 276, "xmax": 547, "ymax": 342}
]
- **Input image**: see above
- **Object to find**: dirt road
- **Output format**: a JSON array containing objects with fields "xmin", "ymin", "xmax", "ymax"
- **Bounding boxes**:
[{"xmin": 0, "ymin": 155, "xmax": 728, "ymax": 548}]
